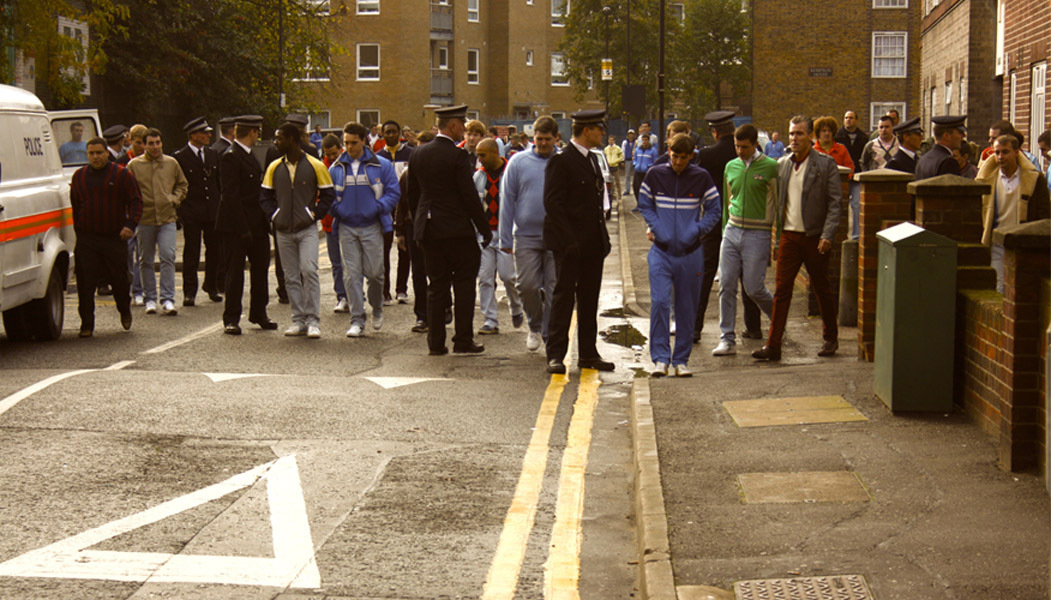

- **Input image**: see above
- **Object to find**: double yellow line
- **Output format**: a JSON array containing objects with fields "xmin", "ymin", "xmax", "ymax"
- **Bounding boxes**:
[{"xmin": 482, "ymin": 317, "xmax": 603, "ymax": 600}]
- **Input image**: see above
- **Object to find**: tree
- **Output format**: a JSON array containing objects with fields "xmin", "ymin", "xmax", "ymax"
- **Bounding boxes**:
[
  {"xmin": 0, "ymin": 0, "xmax": 129, "ymax": 107},
  {"xmin": 669, "ymin": 0, "xmax": 750, "ymax": 123}
]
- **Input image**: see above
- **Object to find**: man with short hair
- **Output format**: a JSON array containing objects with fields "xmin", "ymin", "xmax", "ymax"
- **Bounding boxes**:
[
  {"xmin": 915, "ymin": 115, "xmax": 966, "ymax": 181},
  {"xmin": 764, "ymin": 131, "xmax": 785, "ymax": 159},
  {"xmin": 261, "ymin": 123, "xmax": 336, "ymax": 338},
  {"xmin": 621, "ymin": 129, "xmax": 637, "ymax": 195},
  {"xmin": 265, "ymin": 113, "xmax": 318, "ymax": 304},
  {"xmin": 172, "ymin": 117, "xmax": 224, "ymax": 306},
  {"xmin": 406, "ymin": 105, "xmax": 491, "ymax": 355},
  {"xmin": 500, "ymin": 115, "xmax": 560, "ymax": 352},
  {"xmin": 603, "ymin": 135, "xmax": 625, "ymax": 198},
  {"xmin": 981, "ymin": 119, "xmax": 1015, "ymax": 162},
  {"xmin": 378, "ymin": 119, "xmax": 413, "ymax": 304},
  {"xmin": 117, "ymin": 123, "xmax": 148, "ymax": 303},
  {"xmin": 638, "ymin": 121, "xmax": 658, "ymax": 146},
  {"xmin": 753, "ymin": 116, "xmax": 842, "ymax": 361},
  {"xmin": 474, "ymin": 137, "xmax": 525, "ymax": 335},
  {"xmin": 638, "ymin": 133, "xmax": 720, "ymax": 376},
  {"xmin": 976, "ymin": 134, "xmax": 1050, "ymax": 293},
  {"xmin": 461, "ymin": 119, "xmax": 486, "ymax": 168},
  {"xmin": 713, "ymin": 124, "xmax": 777, "ymax": 358},
  {"xmin": 838, "ymin": 110, "xmax": 868, "ymax": 240},
  {"xmin": 212, "ymin": 117, "xmax": 235, "ymax": 154},
  {"xmin": 127, "ymin": 128, "xmax": 189, "ymax": 316},
  {"xmin": 216, "ymin": 115, "xmax": 278, "ymax": 334},
  {"xmin": 320, "ymin": 134, "xmax": 349, "ymax": 312},
  {"xmin": 860, "ymin": 115, "xmax": 899, "ymax": 172},
  {"xmin": 70, "ymin": 137, "xmax": 142, "ymax": 336},
  {"xmin": 885, "ymin": 117, "xmax": 923, "ymax": 174},
  {"xmin": 309, "ymin": 124, "xmax": 324, "ymax": 154},
  {"xmin": 59, "ymin": 121, "xmax": 88, "ymax": 164},
  {"xmin": 118, "ymin": 124, "xmax": 147, "ymax": 165},
  {"xmin": 543, "ymin": 110, "xmax": 615, "ymax": 374},
  {"xmin": 488, "ymin": 125, "xmax": 507, "ymax": 157},
  {"xmin": 953, "ymin": 142, "xmax": 978, "ymax": 179},
  {"xmin": 331, "ymin": 122, "xmax": 401, "ymax": 338},
  {"xmin": 632, "ymin": 132, "xmax": 658, "ymax": 199},
  {"xmin": 102, "ymin": 125, "xmax": 127, "ymax": 161}
]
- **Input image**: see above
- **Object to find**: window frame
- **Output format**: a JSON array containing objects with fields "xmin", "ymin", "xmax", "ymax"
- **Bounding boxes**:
[
  {"xmin": 292, "ymin": 47, "xmax": 331, "ymax": 82},
  {"xmin": 437, "ymin": 46, "xmax": 449, "ymax": 70},
  {"xmin": 357, "ymin": 0, "xmax": 380, "ymax": 14},
  {"xmin": 356, "ymin": 109, "xmax": 380, "ymax": 128},
  {"xmin": 868, "ymin": 102, "xmax": 906, "ymax": 131},
  {"xmin": 57, "ymin": 16, "xmax": 90, "ymax": 95},
  {"xmin": 873, "ymin": 0, "xmax": 907, "ymax": 7},
  {"xmin": 551, "ymin": 0, "xmax": 569, "ymax": 26},
  {"xmin": 356, "ymin": 43, "xmax": 380, "ymax": 81},
  {"xmin": 467, "ymin": 48, "xmax": 480, "ymax": 84},
  {"xmin": 871, "ymin": 31, "xmax": 907, "ymax": 79},
  {"xmin": 1028, "ymin": 62, "xmax": 1045, "ymax": 148},
  {"xmin": 468, "ymin": 0, "xmax": 480, "ymax": 22},
  {"xmin": 550, "ymin": 52, "xmax": 569, "ymax": 86},
  {"xmin": 526, "ymin": 50, "xmax": 534, "ymax": 66}
]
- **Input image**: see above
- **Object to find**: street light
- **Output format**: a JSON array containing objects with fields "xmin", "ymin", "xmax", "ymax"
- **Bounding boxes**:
[{"xmin": 603, "ymin": 6, "xmax": 611, "ymax": 117}]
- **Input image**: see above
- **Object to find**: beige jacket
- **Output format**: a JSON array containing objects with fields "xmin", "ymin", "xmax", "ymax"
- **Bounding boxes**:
[
  {"xmin": 976, "ymin": 152, "xmax": 1050, "ymax": 246},
  {"xmin": 127, "ymin": 153, "xmax": 189, "ymax": 226}
]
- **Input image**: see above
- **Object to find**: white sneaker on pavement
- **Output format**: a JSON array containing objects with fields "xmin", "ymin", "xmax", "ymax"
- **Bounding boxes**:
[
  {"xmin": 144, "ymin": 300, "xmax": 157, "ymax": 314},
  {"xmin": 712, "ymin": 341, "xmax": 736, "ymax": 356},
  {"xmin": 133, "ymin": 295, "xmax": 144, "ymax": 306},
  {"xmin": 284, "ymin": 324, "xmax": 305, "ymax": 336},
  {"xmin": 396, "ymin": 292, "xmax": 409, "ymax": 304},
  {"xmin": 306, "ymin": 324, "xmax": 321, "ymax": 338},
  {"xmin": 161, "ymin": 300, "xmax": 177, "ymax": 315},
  {"xmin": 674, "ymin": 364, "xmax": 693, "ymax": 377},
  {"xmin": 346, "ymin": 323, "xmax": 364, "ymax": 337},
  {"xmin": 526, "ymin": 331, "xmax": 542, "ymax": 352},
  {"xmin": 652, "ymin": 362, "xmax": 668, "ymax": 377},
  {"xmin": 333, "ymin": 298, "xmax": 349, "ymax": 313}
]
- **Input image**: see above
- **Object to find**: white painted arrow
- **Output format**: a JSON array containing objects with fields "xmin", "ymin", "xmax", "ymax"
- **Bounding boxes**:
[
  {"xmin": 0, "ymin": 455, "xmax": 320, "ymax": 589},
  {"xmin": 363, "ymin": 376, "xmax": 452, "ymax": 389},
  {"xmin": 202, "ymin": 373, "xmax": 271, "ymax": 384}
]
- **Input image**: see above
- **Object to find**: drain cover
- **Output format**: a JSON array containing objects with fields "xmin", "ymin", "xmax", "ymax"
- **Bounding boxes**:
[{"xmin": 735, "ymin": 575, "xmax": 873, "ymax": 600}]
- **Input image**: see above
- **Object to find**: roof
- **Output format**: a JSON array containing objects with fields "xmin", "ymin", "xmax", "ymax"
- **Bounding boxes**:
[{"xmin": 0, "ymin": 84, "xmax": 46, "ymax": 112}]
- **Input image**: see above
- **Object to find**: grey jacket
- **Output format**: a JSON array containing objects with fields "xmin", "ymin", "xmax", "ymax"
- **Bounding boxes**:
[{"xmin": 775, "ymin": 150, "xmax": 842, "ymax": 240}]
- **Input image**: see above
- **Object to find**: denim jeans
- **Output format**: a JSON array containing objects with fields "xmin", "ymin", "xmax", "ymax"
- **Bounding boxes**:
[
  {"xmin": 718, "ymin": 225, "xmax": 774, "ymax": 344},
  {"xmin": 326, "ymin": 228, "xmax": 345, "ymax": 300},
  {"xmin": 513, "ymin": 235, "xmax": 556, "ymax": 339},
  {"xmin": 991, "ymin": 243, "xmax": 1005, "ymax": 294},
  {"xmin": 277, "ymin": 225, "xmax": 321, "ymax": 327},
  {"xmin": 849, "ymin": 181, "xmax": 861, "ymax": 239},
  {"xmin": 127, "ymin": 235, "xmax": 142, "ymax": 296},
  {"xmin": 339, "ymin": 221, "xmax": 385, "ymax": 326},
  {"xmin": 478, "ymin": 237, "xmax": 524, "ymax": 328},
  {"xmin": 137, "ymin": 222, "xmax": 176, "ymax": 304}
]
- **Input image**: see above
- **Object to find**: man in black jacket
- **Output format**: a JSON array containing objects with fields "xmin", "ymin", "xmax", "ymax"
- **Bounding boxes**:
[
  {"xmin": 915, "ymin": 115, "xmax": 966, "ymax": 181},
  {"xmin": 543, "ymin": 109, "xmax": 614, "ymax": 374},
  {"xmin": 405, "ymin": 104, "xmax": 491, "ymax": 356},
  {"xmin": 836, "ymin": 110, "xmax": 868, "ymax": 239},
  {"xmin": 215, "ymin": 115, "xmax": 277, "ymax": 335},
  {"xmin": 211, "ymin": 117, "xmax": 235, "ymax": 155},
  {"xmin": 885, "ymin": 117, "xmax": 923, "ymax": 174},
  {"xmin": 173, "ymin": 117, "xmax": 224, "ymax": 306}
]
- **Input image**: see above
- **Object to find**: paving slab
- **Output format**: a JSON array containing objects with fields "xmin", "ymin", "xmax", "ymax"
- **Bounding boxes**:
[
  {"xmin": 724, "ymin": 396, "xmax": 869, "ymax": 428},
  {"xmin": 737, "ymin": 471, "xmax": 871, "ymax": 504}
]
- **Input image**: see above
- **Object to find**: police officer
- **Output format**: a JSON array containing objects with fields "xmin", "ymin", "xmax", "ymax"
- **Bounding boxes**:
[
  {"xmin": 884, "ymin": 117, "xmax": 923, "ymax": 174},
  {"xmin": 172, "ymin": 116, "xmax": 224, "ymax": 306},
  {"xmin": 915, "ymin": 115, "xmax": 966, "ymax": 181}
]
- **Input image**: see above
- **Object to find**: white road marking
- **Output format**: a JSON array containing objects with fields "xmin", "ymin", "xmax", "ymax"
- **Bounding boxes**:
[
  {"xmin": 203, "ymin": 373, "xmax": 271, "ymax": 384},
  {"xmin": 363, "ymin": 376, "xmax": 452, "ymax": 389},
  {"xmin": 141, "ymin": 323, "xmax": 222, "ymax": 355},
  {"xmin": 0, "ymin": 361, "xmax": 133, "ymax": 418},
  {"xmin": 0, "ymin": 455, "xmax": 320, "ymax": 589}
]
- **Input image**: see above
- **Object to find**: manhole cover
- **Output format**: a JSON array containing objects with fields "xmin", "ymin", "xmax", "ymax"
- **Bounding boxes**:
[{"xmin": 735, "ymin": 575, "xmax": 873, "ymax": 600}]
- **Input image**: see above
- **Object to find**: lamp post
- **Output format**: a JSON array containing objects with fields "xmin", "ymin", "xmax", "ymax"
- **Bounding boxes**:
[
  {"xmin": 658, "ymin": 0, "xmax": 665, "ymax": 152},
  {"xmin": 603, "ymin": 6, "xmax": 611, "ymax": 117}
]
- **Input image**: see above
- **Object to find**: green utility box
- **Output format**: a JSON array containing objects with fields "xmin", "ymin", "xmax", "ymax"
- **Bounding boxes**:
[{"xmin": 874, "ymin": 222, "xmax": 957, "ymax": 412}]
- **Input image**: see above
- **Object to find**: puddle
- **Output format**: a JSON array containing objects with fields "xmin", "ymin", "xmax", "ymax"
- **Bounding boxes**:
[
  {"xmin": 600, "ymin": 323, "xmax": 647, "ymax": 348},
  {"xmin": 629, "ymin": 367, "xmax": 650, "ymax": 379},
  {"xmin": 600, "ymin": 307, "xmax": 627, "ymax": 318}
]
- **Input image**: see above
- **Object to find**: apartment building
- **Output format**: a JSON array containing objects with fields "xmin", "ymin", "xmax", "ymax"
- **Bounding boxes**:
[
  {"xmin": 750, "ymin": 0, "xmax": 921, "ymax": 136},
  {"xmin": 296, "ymin": 0, "xmax": 601, "ymax": 132},
  {"xmin": 1000, "ymin": 0, "xmax": 1049, "ymax": 150}
]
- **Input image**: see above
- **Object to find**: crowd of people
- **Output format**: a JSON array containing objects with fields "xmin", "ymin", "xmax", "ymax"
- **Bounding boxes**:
[{"xmin": 68, "ymin": 105, "xmax": 1050, "ymax": 375}]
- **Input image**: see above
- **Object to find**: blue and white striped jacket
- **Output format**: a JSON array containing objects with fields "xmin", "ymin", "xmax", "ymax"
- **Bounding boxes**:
[{"xmin": 637, "ymin": 162, "xmax": 721, "ymax": 256}]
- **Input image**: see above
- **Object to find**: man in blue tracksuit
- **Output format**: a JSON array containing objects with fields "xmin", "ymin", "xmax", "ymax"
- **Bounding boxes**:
[
  {"xmin": 329, "ymin": 122, "xmax": 401, "ymax": 338},
  {"xmin": 637, "ymin": 133, "xmax": 721, "ymax": 377}
]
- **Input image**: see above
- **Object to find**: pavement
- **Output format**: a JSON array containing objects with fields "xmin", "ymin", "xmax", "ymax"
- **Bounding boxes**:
[{"xmin": 618, "ymin": 190, "xmax": 1051, "ymax": 600}]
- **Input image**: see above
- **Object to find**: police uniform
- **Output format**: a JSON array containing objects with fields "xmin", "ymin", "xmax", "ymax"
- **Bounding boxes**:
[
  {"xmin": 102, "ymin": 125, "xmax": 127, "ymax": 162},
  {"xmin": 211, "ymin": 116, "xmax": 235, "ymax": 155},
  {"xmin": 405, "ymin": 104, "xmax": 492, "ymax": 355},
  {"xmin": 884, "ymin": 117, "xmax": 921, "ymax": 174},
  {"xmin": 914, "ymin": 115, "xmax": 965, "ymax": 181},
  {"xmin": 172, "ymin": 116, "xmax": 224, "ymax": 305},
  {"xmin": 543, "ymin": 110, "xmax": 614, "ymax": 374}
]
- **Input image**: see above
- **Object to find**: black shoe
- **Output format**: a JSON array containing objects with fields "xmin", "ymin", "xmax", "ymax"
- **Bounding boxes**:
[
  {"xmin": 183, "ymin": 298, "xmax": 195, "ymax": 307},
  {"xmin": 752, "ymin": 345, "xmax": 781, "ymax": 361},
  {"xmin": 96, "ymin": 284, "xmax": 112, "ymax": 296},
  {"xmin": 277, "ymin": 291, "xmax": 289, "ymax": 305},
  {"xmin": 692, "ymin": 331, "xmax": 701, "ymax": 344},
  {"xmin": 579, "ymin": 357, "xmax": 615, "ymax": 371},
  {"xmin": 818, "ymin": 340, "xmax": 838, "ymax": 357},
  {"xmin": 224, "ymin": 324, "xmax": 242, "ymax": 335},
  {"xmin": 120, "ymin": 311, "xmax": 133, "ymax": 331},
  {"xmin": 453, "ymin": 342, "xmax": 485, "ymax": 354},
  {"xmin": 78, "ymin": 328, "xmax": 93, "ymax": 338},
  {"xmin": 741, "ymin": 329, "xmax": 764, "ymax": 340},
  {"xmin": 445, "ymin": 308, "xmax": 453, "ymax": 325},
  {"xmin": 546, "ymin": 359, "xmax": 567, "ymax": 374},
  {"xmin": 208, "ymin": 292, "xmax": 224, "ymax": 303},
  {"xmin": 250, "ymin": 318, "xmax": 278, "ymax": 330},
  {"xmin": 429, "ymin": 346, "xmax": 448, "ymax": 356},
  {"xmin": 411, "ymin": 319, "xmax": 428, "ymax": 333}
]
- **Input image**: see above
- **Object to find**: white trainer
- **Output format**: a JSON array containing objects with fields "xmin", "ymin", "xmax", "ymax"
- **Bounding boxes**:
[
  {"xmin": 306, "ymin": 324, "xmax": 321, "ymax": 338},
  {"xmin": 674, "ymin": 364, "xmax": 693, "ymax": 377},
  {"xmin": 284, "ymin": 324, "xmax": 305, "ymax": 336},
  {"xmin": 161, "ymin": 300, "xmax": 177, "ymax": 315},
  {"xmin": 346, "ymin": 323, "xmax": 364, "ymax": 337},
  {"xmin": 133, "ymin": 295, "xmax": 144, "ymax": 306},
  {"xmin": 144, "ymin": 300, "xmax": 157, "ymax": 314},
  {"xmin": 712, "ymin": 341, "xmax": 736, "ymax": 356},
  {"xmin": 526, "ymin": 331, "xmax": 542, "ymax": 351},
  {"xmin": 652, "ymin": 362, "xmax": 668, "ymax": 377},
  {"xmin": 333, "ymin": 298, "xmax": 349, "ymax": 313}
]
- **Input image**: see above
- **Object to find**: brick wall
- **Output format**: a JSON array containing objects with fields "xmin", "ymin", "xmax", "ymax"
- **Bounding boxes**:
[
  {"xmin": 1002, "ymin": 0, "xmax": 1051, "ymax": 149},
  {"xmin": 956, "ymin": 289, "xmax": 1005, "ymax": 438}
]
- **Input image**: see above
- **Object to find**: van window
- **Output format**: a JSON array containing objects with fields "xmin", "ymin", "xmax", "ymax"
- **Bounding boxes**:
[
  {"xmin": 0, "ymin": 114, "xmax": 60, "ymax": 185},
  {"xmin": 52, "ymin": 117, "xmax": 98, "ymax": 168}
]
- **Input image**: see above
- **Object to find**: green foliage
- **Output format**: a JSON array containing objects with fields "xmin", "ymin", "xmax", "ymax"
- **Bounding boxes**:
[{"xmin": 670, "ymin": 0, "xmax": 751, "ymax": 122}]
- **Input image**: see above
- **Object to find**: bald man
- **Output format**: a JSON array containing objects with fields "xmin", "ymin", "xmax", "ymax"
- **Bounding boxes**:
[{"xmin": 475, "ymin": 138, "xmax": 524, "ymax": 334}]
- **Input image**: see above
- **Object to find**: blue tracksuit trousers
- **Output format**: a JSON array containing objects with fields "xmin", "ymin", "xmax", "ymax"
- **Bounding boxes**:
[{"xmin": 649, "ymin": 244, "xmax": 704, "ymax": 366}]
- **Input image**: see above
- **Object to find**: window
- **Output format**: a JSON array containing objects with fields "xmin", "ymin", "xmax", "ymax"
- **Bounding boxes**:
[
  {"xmin": 994, "ymin": 0, "xmax": 1005, "ymax": 76},
  {"xmin": 869, "ymin": 102, "xmax": 905, "ymax": 130},
  {"xmin": 526, "ymin": 50, "xmax": 534, "ymax": 66},
  {"xmin": 307, "ymin": 111, "xmax": 331, "ymax": 130},
  {"xmin": 467, "ymin": 110, "xmax": 481, "ymax": 121},
  {"xmin": 295, "ymin": 47, "xmax": 330, "ymax": 82},
  {"xmin": 874, "ymin": 0, "xmax": 907, "ymax": 6},
  {"xmin": 53, "ymin": 117, "xmax": 99, "ymax": 167},
  {"xmin": 468, "ymin": 0, "xmax": 479, "ymax": 21},
  {"xmin": 551, "ymin": 111, "xmax": 567, "ymax": 119},
  {"xmin": 1031, "ymin": 62, "xmax": 1046, "ymax": 150},
  {"xmin": 669, "ymin": 2, "xmax": 685, "ymax": 23},
  {"xmin": 944, "ymin": 81, "xmax": 951, "ymax": 107},
  {"xmin": 57, "ymin": 16, "xmax": 90, "ymax": 95},
  {"xmin": 551, "ymin": 53, "xmax": 569, "ymax": 86},
  {"xmin": 309, "ymin": 0, "xmax": 330, "ymax": 15},
  {"xmin": 357, "ymin": 109, "xmax": 380, "ymax": 128},
  {"xmin": 872, "ymin": 32, "xmax": 906, "ymax": 78},
  {"xmin": 357, "ymin": 43, "xmax": 380, "ymax": 81},
  {"xmin": 357, "ymin": 0, "xmax": 379, "ymax": 14},
  {"xmin": 437, "ymin": 46, "xmax": 448, "ymax": 69},
  {"xmin": 467, "ymin": 49, "xmax": 480, "ymax": 84},
  {"xmin": 552, "ymin": 0, "xmax": 569, "ymax": 26}
]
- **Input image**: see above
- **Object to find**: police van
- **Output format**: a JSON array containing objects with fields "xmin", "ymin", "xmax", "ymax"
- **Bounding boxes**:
[{"xmin": 0, "ymin": 84, "xmax": 76, "ymax": 341}]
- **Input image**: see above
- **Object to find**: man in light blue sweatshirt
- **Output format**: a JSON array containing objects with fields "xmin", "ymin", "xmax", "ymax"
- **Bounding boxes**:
[{"xmin": 498, "ymin": 115, "xmax": 560, "ymax": 352}]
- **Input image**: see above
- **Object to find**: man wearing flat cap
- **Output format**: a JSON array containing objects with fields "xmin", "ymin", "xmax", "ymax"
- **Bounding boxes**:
[
  {"xmin": 914, "ymin": 115, "xmax": 965, "ymax": 181},
  {"xmin": 542, "ymin": 109, "xmax": 614, "ymax": 374},
  {"xmin": 885, "ymin": 117, "xmax": 923, "ymax": 174},
  {"xmin": 216, "ymin": 115, "xmax": 278, "ymax": 335},
  {"xmin": 103, "ymin": 125, "xmax": 128, "ymax": 162},
  {"xmin": 405, "ymin": 104, "xmax": 492, "ymax": 355},
  {"xmin": 694, "ymin": 109, "xmax": 762, "ymax": 344},
  {"xmin": 173, "ymin": 117, "xmax": 224, "ymax": 306}
]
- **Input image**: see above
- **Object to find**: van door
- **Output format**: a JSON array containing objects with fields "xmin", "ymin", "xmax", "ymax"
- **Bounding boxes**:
[{"xmin": 49, "ymin": 109, "xmax": 101, "ymax": 182}]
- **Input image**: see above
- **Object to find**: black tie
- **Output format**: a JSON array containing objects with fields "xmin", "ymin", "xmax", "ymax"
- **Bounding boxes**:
[{"xmin": 589, "ymin": 152, "xmax": 600, "ymax": 176}]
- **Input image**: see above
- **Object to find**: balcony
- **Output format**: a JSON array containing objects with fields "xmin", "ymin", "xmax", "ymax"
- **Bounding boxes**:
[
  {"xmin": 430, "ymin": 3, "xmax": 453, "ymax": 40},
  {"xmin": 430, "ymin": 69, "xmax": 453, "ymax": 104}
]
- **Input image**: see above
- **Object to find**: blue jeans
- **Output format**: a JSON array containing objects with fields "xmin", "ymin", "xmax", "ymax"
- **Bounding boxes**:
[
  {"xmin": 326, "ymin": 228, "xmax": 345, "ymax": 300},
  {"xmin": 339, "ymin": 221, "xmax": 384, "ymax": 326},
  {"xmin": 718, "ymin": 225, "xmax": 774, "ymax": 344},
  {"xmin": 478, "ymin": 237, "xmax": 524, "ymax": 328},
  {"xmin": 849, "ymin": 181, "xmax": 861, "ymax": 239},
  {"xmin": 127, "ymin": 236, "xmax": 142, "ymax": 296},
  {"xmin": 513, "ymin": 235, "xmax": 556, "ymax": 339},
  {"xmin": 137, "ymin": 222, "xmax": 176, "ymax": 304}
]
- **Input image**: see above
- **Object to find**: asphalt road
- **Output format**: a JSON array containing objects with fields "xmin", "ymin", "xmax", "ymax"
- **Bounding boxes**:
[{"xmin": 0, "ymin": 232, "xmax": 639, "ymax": 599}]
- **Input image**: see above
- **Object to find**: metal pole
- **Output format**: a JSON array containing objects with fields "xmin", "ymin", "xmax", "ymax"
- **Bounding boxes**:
[
  {"xmin": 626, "ymin": 0, "xmax": 631, "ymax": 129},
  {"xmin": 604, "ymin": 7, "xmax": 610, "ymax": 117},
  {"xmin": 658, "ymin": 0, "xmax": 665, "ymax": 152},
  {"xmin": 278, "ymin": 0, "xmax": 285, "ymax": 111}
]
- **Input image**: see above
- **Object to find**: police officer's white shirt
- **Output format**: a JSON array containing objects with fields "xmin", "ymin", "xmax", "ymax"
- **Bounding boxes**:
[{"xmin": 996, "ymin": 167, "xmax": 1022, "ymax": 229}]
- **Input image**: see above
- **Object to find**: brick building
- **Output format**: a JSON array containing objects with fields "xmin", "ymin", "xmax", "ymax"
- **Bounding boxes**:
[
  {"xmin": 1000, "ymin": 0, "xmax": 1049, "ymax": 152},
  {"xmin": 750, "ymin": 0, "xmax": 921, "ymax": 137},
  {"xmin": 295, "ymin": 0, "xmax": 601, "ymax": 132},
  {"xmin": 918, "ymin": 0, "xmax": 1001, "ymax": 140}
]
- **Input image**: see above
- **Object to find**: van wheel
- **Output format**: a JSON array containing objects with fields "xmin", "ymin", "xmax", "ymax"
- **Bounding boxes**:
[
  {"xmin": 2, "ymin": 304, "xmax": 32, "ymax": 342},
  {"xmin": 28, "ymin": 268, "xmax": 65, "ymax": 341}
]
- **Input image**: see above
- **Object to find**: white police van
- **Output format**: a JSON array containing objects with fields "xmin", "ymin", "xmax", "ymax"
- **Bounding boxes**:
[{"xmin": 0, "ymin": 84, "xmax": 76, "ymax": 341}]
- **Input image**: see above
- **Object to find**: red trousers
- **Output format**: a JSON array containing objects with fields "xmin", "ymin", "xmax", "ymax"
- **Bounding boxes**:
[{"xmin": 767, "ymin": 231, "xmax": 838, "ymax": 348}]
